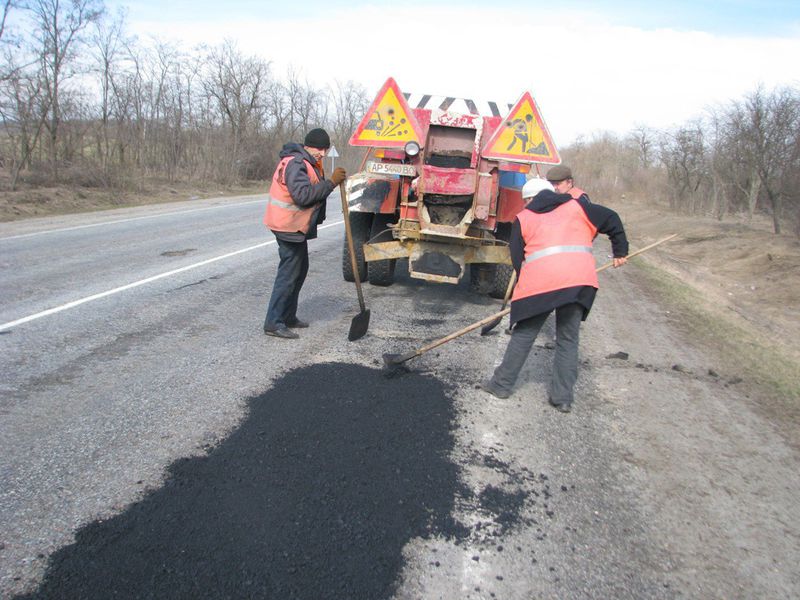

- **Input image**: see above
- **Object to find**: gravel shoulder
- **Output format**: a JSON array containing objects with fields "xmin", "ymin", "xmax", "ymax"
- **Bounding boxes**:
[{"xmin": 580, "ymin": 262, "xmax": 800, "ymax": 598}]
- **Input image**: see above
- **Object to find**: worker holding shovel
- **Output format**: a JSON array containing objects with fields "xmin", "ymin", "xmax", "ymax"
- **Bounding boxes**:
[
  {"xmin": 263, "ymin": 128, "xmax": 346, "ymax": 339},
  {"xmin": 479, "ymin": 165, "xmax": 629, "ymax": 412}
]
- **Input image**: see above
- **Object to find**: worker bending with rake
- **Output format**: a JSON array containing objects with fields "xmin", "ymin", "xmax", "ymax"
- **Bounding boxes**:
[{"xmin": 479, "ymin": 165, "xmax": 629, "ymax": 412}]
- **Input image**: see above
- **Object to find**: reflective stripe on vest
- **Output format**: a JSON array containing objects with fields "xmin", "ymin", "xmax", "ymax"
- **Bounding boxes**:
[
  {"xmin": 511, "ymin": 200, "xmax": 599, "ymax": 302},
  {"xmin": 267, "ymin": 197, "xmax": 304, "ymax": 212},
  {"xmin": 523, "ymin": 244, "xmax": 593, "ymax": 264},
  {"xmin": 264, "ymin": 156, "xmax": 320, "ymax": 233}
]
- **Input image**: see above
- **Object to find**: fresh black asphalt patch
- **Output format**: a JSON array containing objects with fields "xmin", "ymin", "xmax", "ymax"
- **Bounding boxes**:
[{"xmin": 17, "ymin": 363, "xmax": 473, "ymax": 599}]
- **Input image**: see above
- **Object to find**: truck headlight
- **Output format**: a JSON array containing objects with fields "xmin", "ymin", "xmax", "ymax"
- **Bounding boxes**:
[{"xmin": 404, "ymin": 141, "xmax": 420, "ymax": 157}]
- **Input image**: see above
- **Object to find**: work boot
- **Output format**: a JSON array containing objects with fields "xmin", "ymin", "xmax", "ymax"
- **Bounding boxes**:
[
  {"xmin": 264, "ymin": 325, "xmax": 299, "ymax": 339},
  {"xmin": 478, "ymin": 381, "xmax": 511, "ymax": 399},
  {"xmin": 286, "ymin": 318, "xmax": 309, "ymax": 328},
  {"xmin": 549, "ymin": 399, "xmax": 572, "ymax": 413}
]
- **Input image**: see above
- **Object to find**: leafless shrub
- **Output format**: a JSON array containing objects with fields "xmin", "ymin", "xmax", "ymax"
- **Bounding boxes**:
[{"xmin": 561, "ymin": 85, "xmax": 799, "ymax": 236}]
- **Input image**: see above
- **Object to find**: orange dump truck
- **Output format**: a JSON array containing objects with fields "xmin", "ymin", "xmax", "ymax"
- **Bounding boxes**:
[{"xmin": 343, "ymin": 77, "xmax": 560, "ymax": 297}]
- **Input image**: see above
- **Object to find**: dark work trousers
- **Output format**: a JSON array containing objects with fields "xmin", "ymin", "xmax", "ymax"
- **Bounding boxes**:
[
  {"xmin": 490, "ymin": 302, "xmax": 584, "ymax": 406},
  {"xmin": 264, "ymin": 238, "xmax": 309, "ymax": 329}
]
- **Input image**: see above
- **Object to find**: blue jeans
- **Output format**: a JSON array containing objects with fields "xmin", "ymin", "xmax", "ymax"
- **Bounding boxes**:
[
  {"xmin": 265, "ymin": 238, "xmax": 309, "ymax": 329},
  {"xmin": 490, "ymin": 303, "xmax": 583, "ymax": 405}
]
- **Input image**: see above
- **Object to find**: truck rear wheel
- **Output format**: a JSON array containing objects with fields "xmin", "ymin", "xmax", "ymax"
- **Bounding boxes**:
[
  {"xmin": 368, "ymin": 256, "xmax": 396, "ymax": 287},
  {"xmin": 470, "ymin": 263, "xmax": 513, "ymax": 298},
  {"xmin": 487, "ymin": 222, "xmax": 514, "ymax": 298},
  {"xmin": 367, "ymin": 214, "xmax": 396, "ymax": 287},
  {"xmin": 342, "ymin": 212, "xmax": 371, "ymax": 282},
  {"xmin": 488, "ymin": 263, "xmax": 514, "ymax": 299}
]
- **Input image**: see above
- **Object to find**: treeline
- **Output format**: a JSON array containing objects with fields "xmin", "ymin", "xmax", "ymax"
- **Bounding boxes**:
[
  {"xmin": 2, "ymin": 2, "xmax": 799, "ymax": 235},
  {"xmin": 0, "ymin": 0, "xmax": 369, "ymax": 190},
  {"xmin": 563, "ymin": 85, "xmax": 800, "ymax": 235}
]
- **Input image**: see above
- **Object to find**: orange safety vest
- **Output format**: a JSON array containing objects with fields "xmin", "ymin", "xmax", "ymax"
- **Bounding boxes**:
[
  {"xmin": 512, "ymin": 199, "xmax": 599, "ymax": 302},
  {"xmin": 264, "ymin": 156, "xmax": 320, "ymax": 234},
  {"xmin": 569, "ymin": 187, "xmax": 587, "ymax": 200}
]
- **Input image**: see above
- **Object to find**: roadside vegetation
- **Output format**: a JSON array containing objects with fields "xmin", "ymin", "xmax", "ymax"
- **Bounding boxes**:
[
  {"xmin": 637, "ymin": 259, "xmax": 800, "ymax": 402},
  {"xmin": 0, "ymin": 0, "xmax": 370, "ymax": 203},
  {"xmin": 1, "ymin": 1, "xmax": 799, "ymax": 235},
  {"xmin": 561, "ymin": 83, "xmax": 800, "ymax": 236}
]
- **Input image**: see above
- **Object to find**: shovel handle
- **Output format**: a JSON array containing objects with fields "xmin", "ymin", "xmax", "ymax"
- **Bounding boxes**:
[{"xmin": 340, "ymin": 180, "xmax": 366, "ymax": 312}]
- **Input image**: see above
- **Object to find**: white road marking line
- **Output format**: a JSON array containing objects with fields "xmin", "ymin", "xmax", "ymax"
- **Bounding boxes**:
[
  {"xmin": 0, "ymin": 198, "xmax": 267, "ymax": 241},
  {"xmin": 0, "ymin": 220, "xmax": 344, "ymax": 330}
]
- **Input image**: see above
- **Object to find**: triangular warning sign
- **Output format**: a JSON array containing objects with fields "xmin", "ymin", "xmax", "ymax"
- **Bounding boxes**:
[
  {"xmin": 482, "ymin": 92, "xmax": 560, "ymax": 164},
  {"xmin": 349, "ymin": 78, "xmax": 423, "ymax": 148}
]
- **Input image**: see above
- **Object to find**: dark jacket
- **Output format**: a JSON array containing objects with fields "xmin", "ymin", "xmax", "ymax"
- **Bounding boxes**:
[
  {"xmin": 508, "ymin": 190, "xmax": 628, "ymax": 325},
  {"xmin": 272, "ymin": 143, "xmax": 334, "ymax": 242}
]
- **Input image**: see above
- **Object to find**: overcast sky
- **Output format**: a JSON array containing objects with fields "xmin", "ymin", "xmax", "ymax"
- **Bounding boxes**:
[{"xmin": 109, "ymin": 0, "xmax": 800, "ymax": 145}]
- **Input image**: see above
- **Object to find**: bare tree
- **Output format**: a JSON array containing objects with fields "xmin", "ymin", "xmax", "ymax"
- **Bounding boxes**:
[
  {"xmin": 1, "ymin": 67, "xmax": 49, "ymax": 187},
  {"xmin": 720, "ymin": 101, "xmax": 762, "ymax": 220},
  {"xmin": 329, "ymin": 79, "xmax": 369, "ymax": 171},
  {"xmin": 629, "ymin": 124, "xmax": 656, "ymax": 169},
  {"xmin": 0, "ymin": 0, "xmax": 13, "ymax": 42},
  {"xmin": 703, "ymin": 107, "xmax": 733, "ymax": 219},
  {"xmin": 282, "ymin": 66, "xmax": 328, "ymax": 142},
  {"xmin": 25, "ymin": 0, "xmax": 104, "ymax": 179},
  {"xmin": 202, "ymin": 40, "xmax": 272, "ymax": 181},
  {"xmin": 714, "ymin": 86, "xmax": 800, "ymax": 233},
  {"xmin": 90, "ymin": 6, "xmax": 126, "ymax": 179},
  {"xmin": 740, "ymin": 86, "xmax": 799, "ymax": 234},
  {"xmin": 659, "ymin": 123, "xmax": 707, "ymax": 212}
]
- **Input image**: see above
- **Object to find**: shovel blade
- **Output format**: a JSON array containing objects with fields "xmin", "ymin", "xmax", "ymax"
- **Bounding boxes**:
[
  {"xmin": 348, "ymin": 309, "xmax": 371, "ymax": 341},
  {"xmin": 480, "ymin": 316, "xmax": 503, "ymax": 336}
]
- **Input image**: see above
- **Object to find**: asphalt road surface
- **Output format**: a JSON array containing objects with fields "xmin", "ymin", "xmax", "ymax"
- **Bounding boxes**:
[{"xmin": 1, "ymin": 194, "xmax": 798, "ymax": 598}]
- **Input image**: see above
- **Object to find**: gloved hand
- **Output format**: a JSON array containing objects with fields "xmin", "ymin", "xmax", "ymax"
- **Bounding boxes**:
[{"xmin": 330, "ymin": 167, "xmax": 346, "ymax": 186}]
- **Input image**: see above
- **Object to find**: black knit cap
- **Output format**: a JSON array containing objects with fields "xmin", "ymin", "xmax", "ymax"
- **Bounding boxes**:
[{"xmin": 304, "ymin": 128, "xmax": 331, "ymax": 149}]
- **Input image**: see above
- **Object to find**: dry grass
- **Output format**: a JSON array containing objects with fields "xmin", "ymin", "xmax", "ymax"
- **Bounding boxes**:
[
  {"xmin": 0, "ymin": 180, "xmax": 265, "ymax": 222},
  {"xmin": 636, "ymin": 259, "xmax": 800, "ymax": 405}
]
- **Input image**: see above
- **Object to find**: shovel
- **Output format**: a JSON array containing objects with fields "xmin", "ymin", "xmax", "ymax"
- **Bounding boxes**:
[
  {"xmin": 480, "ymin": 270, "xmax": 517, "ymax": 335},
  {"xmin": 383, "ymin": 233, "xmax": 678, "ymax": 370},
  {"xmin": 340, "ymin": 180, "xmax": 370, "ymax": 341}
]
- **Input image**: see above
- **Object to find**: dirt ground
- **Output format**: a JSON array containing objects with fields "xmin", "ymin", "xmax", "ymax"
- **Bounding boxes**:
[
  {"xmin": 610, "ymin": 197, "xmax": 800, "ymax": 448},
  {"xmin": 617, "ymin": 197, "xmax": 800, "ymax": 357}
]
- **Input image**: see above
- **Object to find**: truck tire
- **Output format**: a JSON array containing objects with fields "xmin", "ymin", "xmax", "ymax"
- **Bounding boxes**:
[
  {"xmin": 342, "ymin": 212, "xmax": 371, "ymax": 282},
  {"xmin": 488, "ymin": 263, "xmax": 514, "ymax": 299},
  {"xmin": 367, "ymin": 214, "xmax": 396, "ymax": 287},
  {"xmin": 487, "ymin": 222, "xmax": 514, "ymax": 298}
]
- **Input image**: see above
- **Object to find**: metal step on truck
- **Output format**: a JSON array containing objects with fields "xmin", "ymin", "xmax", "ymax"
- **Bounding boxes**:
[{"xmin": 343, "ymin": 77, "xmax": 561, "ymax": 297}]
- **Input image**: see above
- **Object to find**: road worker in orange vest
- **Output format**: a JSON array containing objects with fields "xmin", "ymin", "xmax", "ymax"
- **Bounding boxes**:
[
  {"xmin": 547, "ymin": 164, "xmax": 590, "ymax": 203},
  {"xmin": 263, "ymin": 128, "xmax": 346, "ymax": 339},
  {"xmin": 479, "ymin": 166, "xmax": 629, "ymax": 412}
]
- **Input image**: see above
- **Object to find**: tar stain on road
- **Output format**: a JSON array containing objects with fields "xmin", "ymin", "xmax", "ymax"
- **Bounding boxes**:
[{"xmin": 17, "ymin": 363, "xmax": 471, "ymax": 600}]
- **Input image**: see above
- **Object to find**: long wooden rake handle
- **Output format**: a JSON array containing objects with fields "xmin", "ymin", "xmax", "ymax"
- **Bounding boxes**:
[{"xmin": 384, "ymin": 233, "xmax": 678, "ymax": 366}]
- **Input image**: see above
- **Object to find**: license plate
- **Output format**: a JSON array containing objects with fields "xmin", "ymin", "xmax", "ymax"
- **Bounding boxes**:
[{"xmin": 367, "ymin": 161, "xmax": 416, "ymax": 177}]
